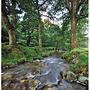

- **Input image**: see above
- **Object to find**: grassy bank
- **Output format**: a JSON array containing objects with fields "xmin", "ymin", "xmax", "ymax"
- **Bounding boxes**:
[
  {"xmin": 2, "ymin": 44, "xmax": 55, "ymax": 65},
  {"xmin": 59, "ymin": 48, "xmax": 88, "ymax": 76}
]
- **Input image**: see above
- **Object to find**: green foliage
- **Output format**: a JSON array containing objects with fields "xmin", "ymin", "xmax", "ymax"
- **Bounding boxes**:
[
  {"xmin": 60, "ymin": 48, "xmax": 88, "ymax": 74},
  {"xmin": 18, "ymin": 45, "xmax": 43, "ymax": 60},
  {"xmin": 70, "ymin": 64, "xmax": 80, "ymax": 72},
  {"xmin": 77, "ymin": 18, "xmax": 88, "ymax": 47},
  {"xmin": 61, "ymin": 47, "xmax": 88, "ymax": 61},
  {"xmin": 42, "ymin": 20, "xmax": 64, "ymax": 48},
  {"xmin": 2, "ymin": 43, "xmax": 26, "ymax": 65},
  {"xmin": 78, "ymin": 53, "xmax": 88, "ymax": 65},
  {"xmin": 71, "ymin": 48, "xmax": 88, "ymax": 54},
  {"xmin": 2, "ymin": 44, "xmax": 55, "ymax": 65},
  {"xmin": 41, "ymin": 47, "xmax": 55, "ymax": 57}
]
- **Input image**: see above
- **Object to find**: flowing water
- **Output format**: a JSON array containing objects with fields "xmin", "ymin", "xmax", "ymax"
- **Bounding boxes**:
[{"xmin": 2, "ymin": 55, "xmax": 87, "ymax": 90}]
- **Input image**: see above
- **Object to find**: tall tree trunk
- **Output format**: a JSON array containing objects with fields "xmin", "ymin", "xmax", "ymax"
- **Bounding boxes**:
[
  {"xmin": 65, "ymin": 0, "xmax": 87, "ymax": 49},
  {"xmin": 2, "ymin": 0, "xmax": 16, "ymax": 47},
  {"xmin": 70, "ymin": 15, "xmax": 77, "ymax": 49},
  {"xmin": 2, "ymin": 15, "xmax": 16, "ymax": 47},
  {"xmin": 38, "ymin": 22, "xmax": 42, "ymax": 49},
  {"xmin": 70, "ymin": 1, "xmax": 77, "ymax": 49},
  {"xmin": 36, "ymin": 0, "xmax": 42, "ymax": 49}
]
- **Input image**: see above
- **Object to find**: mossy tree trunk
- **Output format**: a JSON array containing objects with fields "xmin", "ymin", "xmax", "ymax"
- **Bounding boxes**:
[
  {"xmin": 2, "ymin": 14, "xmax": 16, "ymax": 47},
  {"xmin": 70, "ymin": 1, "xmax": 77, "ymax": 49},
  {"xmin": 38, "ymin": 21, "xmax": 42, "ymax": 49},
  {"xmin": 8, "ymin": 28, "xmax": 16, "ymax": 46},
  {"xmin": 36, "ymin": 0, "xmax": 42, "ymax": 50},
  {"xmin": 2, "ymin": 0, "xmax": 16, "ymax": 47},
  {"xmin": 65, "ymin": 0, "xmax": 83, "ymax": 49}
]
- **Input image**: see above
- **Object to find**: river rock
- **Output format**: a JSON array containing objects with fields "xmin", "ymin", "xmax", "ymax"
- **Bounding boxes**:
[
  {"xmin": 78, "ymin": 76, "xmax": 88, "ymax": 84},
  {"xmin": 2, "ymin": 73, "xmax": 13, "ymax": 80},
  {"xmin": 64, "ymin": 71, "xmax": 77, "ymax": 82}
]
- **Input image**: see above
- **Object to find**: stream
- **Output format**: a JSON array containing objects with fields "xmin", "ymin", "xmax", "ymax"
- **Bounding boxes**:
[{"xmin": 2, "ymin": 55, "xmax": 87, "ymax": 90}]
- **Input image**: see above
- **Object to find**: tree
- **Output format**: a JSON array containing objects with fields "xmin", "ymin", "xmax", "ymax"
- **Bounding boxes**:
[
  {"xmin": 34, "ymin": 0, "xmax": 48, "ymax": 49},
  {"xmin": 2, "ymin": 0, "xmax": 22, "ymax": 47},
  {"xmin": 42, "ymin": 19, "xmax": 64, "ymax": 50},
  {"xmin": 18, "ymin": 0, "xmax": 49, "ymax": 49},
  {"xmin": 2, "ymin": 0, "xmax": 16, "ymax": 47},
  {"xmin": 36, "ymin": 0, "xmax": 43, "ymax": 49},
  {"xmin": 65, "ymin": 0, "xmax": 88, "ymax": 49},
  {"xmin": 45, "ymin": 0, "xmax": 88, "ymax": 49}
]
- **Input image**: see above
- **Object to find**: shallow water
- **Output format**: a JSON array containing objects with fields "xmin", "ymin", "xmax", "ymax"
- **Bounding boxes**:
[{"xmin": 2, "ymin": 55, "xmax": 87, "ymax": 90}]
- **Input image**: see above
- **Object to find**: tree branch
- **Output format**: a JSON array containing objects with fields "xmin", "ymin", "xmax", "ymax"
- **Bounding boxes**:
[
  {"xmin": 38, "ymin": 0, "xmax": 48, "ymax": 9},
  {"xmin": 65, "ymin": 0, "xmax": 71, "ymax": 14},
  {"xmin": 11, "ymin": 0, "xmax": 17, "ymax": 25},
  {"xmin": 76, "ymin": 0, "xmax": 86, "ymax": 14}
]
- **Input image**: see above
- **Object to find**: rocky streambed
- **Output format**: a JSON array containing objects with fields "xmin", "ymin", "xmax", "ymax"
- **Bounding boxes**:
[{"xmin": 2, "ymin": 55, "xmax": 88, "ymax": 90}]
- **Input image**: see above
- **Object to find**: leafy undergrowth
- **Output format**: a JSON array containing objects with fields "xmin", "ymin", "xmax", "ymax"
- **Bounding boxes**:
[
  {"xmin": 59, "ymin": 48, "xmax": 88, "ymax": 76},
  {"xmin": 2, "ymin": 44, "xmax": 55, "ymax": 66}
]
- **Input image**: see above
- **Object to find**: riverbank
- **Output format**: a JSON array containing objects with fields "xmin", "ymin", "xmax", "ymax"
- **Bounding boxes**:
[
  {"xmin": 58, "ymin": 48, "xmax": 88, "ymax": 77},
  {"xmin": 2, "ymin": 44, "xmax": 55, "ymax": 68}
]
